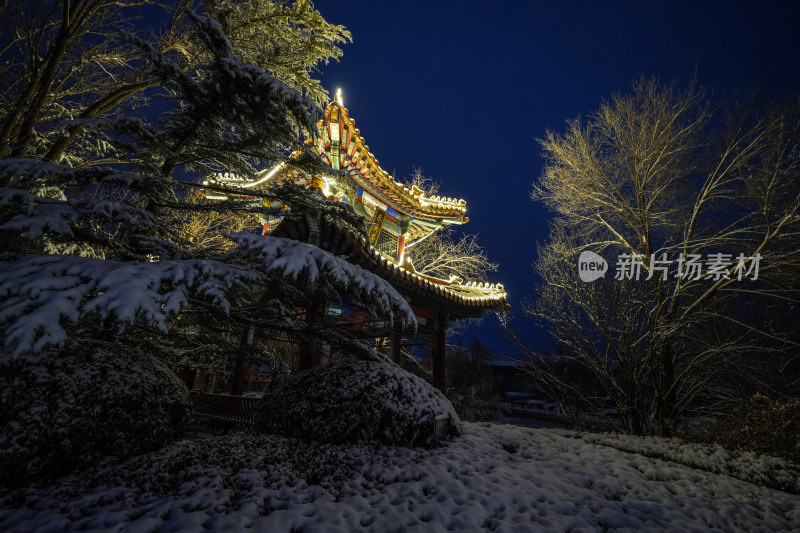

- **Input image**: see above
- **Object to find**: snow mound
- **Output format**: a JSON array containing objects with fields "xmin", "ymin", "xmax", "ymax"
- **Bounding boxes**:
[
  {"xmin": 254, "ymin": 359, "xmax": 461, "ymax": 448},
  {"xmin": 555, "ymin": 429, "xmax": 800, "ymax": 494},
  {"xmin": 0, "ymin": 343, "xmax": 190, "ymax": 488},
  {"xmin": 2, "ymin": 423, "xmax": 799, "ymax": 532}
]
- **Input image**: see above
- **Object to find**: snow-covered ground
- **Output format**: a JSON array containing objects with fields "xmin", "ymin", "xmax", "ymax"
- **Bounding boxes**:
[{"xmin": 1, "ymin": 422, "xmax": 798, "ymax": 532}]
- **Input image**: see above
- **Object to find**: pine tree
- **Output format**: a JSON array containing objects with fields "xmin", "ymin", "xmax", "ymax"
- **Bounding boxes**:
[{"xmin": 0, "ymin": 5, "xmax": 412, "ymax": 374}]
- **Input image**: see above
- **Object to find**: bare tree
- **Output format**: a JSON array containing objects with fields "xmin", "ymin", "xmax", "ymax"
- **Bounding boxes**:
[
  {"xmin": 507, "ymin": 77, "xmax": 800, "ymax": 436},
  {"xmin": 407, "ymin": 228, "xmax": 497, "ymax": 282},
  {"xmin": 160, "ymin": 188, "xmax": 257, "ymax": 253},
  {"xmin": 405, "ymin": 166, "xmax": 440, "ymax": 196},
  {"xmin": 0, "ymin": 0, "xmax": 350, "ymax": 170},
  {"xmin": 402, "ymin": 168, "xmax": 498, "ymax": 282},
  {"xmin": 0, "ymin": 0, "xmax": 187, "ymax": 164}
]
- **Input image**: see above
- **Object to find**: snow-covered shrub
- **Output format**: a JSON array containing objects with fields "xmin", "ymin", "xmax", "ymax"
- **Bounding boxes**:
[
  {"xmin": 254, "ymin": 359, "xmax": 461, "ymax": 448},
  {"xmin": 445, "ymin": 341, "xmax": 501, "ymax": 422},
  {"xmin": 0, "ymin": 342, "xmax": 190, "ymax": 488},
  {"xmin": 449, "ymin": 389, "xmax": 501, "ymax": 422},
  {"xmin": 716, "ymin": 394, "xmax": 800, "ymax": 463}
]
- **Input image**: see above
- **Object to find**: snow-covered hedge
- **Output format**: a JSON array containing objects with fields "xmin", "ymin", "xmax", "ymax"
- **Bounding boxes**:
[
  {"xmin": 449, "ymin": 389, "xmax": 501, "ymax": 422},
  {"xmin": 714, "ymin": 394, "xmax": 800, "ymax": 463},
  {"xmin": 556, "ymin": 427, "xmax": 800, "ymax": 494},
  {"xmin": 254, "ymin": 359, "xmax": 461, "ymax": 448},
  {"xmin": 0, "ymin": 342, "xmax": 190, "ymax": 488}
]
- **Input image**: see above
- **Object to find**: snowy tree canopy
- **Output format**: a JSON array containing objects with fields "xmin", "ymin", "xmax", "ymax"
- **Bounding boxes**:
[
  {"xmin": 0, "ymin": 0, "xmax": 350, "ymax": 166},
  {"xmin": 231, "ymin": 233, "xmax": 415, "ymax": 327},
  {"xmin": 0, "ymin": 162, "xmax": 415, "ymax": 359},
  {"xmin": 0, "ymin": 7, "xmax": 410, "ymax": 366},
  {"xmin": 207, "ymin": 0, "xmax": 351, "ymax": 107},
  {"xmin": 0, "ymin": 255, "xmax": 256, "ymax": 358},
  {"xmin": 112, "ymin": 9, "xmax": 326, "ymax": 180}
]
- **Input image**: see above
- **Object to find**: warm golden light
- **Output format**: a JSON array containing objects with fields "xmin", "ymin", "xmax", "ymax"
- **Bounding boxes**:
[{"xmin": 241, "ymin": 162, "xmax": 285, "ymax": 188}]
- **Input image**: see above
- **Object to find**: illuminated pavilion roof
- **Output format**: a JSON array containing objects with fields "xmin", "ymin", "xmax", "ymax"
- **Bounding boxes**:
[
  {"xmin": 207, "ymin": 92, "xmax": 507, "ymax": 315},
  {"xmin": 311, "ymin": 99, "xmax": 468, "ymax": 241},
  {"xmin": 209, "ymin": 96, "xmax": 469, "ymax": 243}
]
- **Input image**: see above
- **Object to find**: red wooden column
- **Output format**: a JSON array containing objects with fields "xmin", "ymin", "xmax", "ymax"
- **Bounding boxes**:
[
  {"xmin": 298, "ymin": 298, "xmax": 318, "ymax": 372},
  {"xmin": 432, "ymin": 312, "xmax": 448, "ymax": 392},
  {"xmin": 229, "ymin": 360, "xmax": 247, "ymax": 396},
  {"xmin": 181, "ymin": 366, "xmax": 196, "ymax": 390},
  {"xmin": 230, "ymin": 326, "xmax": 254, "ymax": 396},
  {"xmin": 390, "ymin": 324, "xmax": 402, "ymax": 364}
]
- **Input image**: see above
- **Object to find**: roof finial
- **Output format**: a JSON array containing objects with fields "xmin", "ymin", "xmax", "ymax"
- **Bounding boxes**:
[{"xmin": 336, "ymin": 88, "xmax": 343, "ymax": 106}]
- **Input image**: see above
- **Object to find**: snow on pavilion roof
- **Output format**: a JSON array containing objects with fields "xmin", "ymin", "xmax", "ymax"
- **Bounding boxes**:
[{"xmin": 346, "ymin": 234, "xmax": 507, "ymax": 316}]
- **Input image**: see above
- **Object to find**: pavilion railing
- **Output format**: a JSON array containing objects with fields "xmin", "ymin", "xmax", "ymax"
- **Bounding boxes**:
[
  {"xmin": 187, "ymin": 390, "xmax": 455, "ymax": 445},
  {"xmin": 188, "ymin": 391, "xmax": 260, "ymax": 433}
]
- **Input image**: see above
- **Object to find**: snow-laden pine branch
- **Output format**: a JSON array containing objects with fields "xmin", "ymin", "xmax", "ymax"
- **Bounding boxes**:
[
  {"xmin": 0, "ymin": 233, "xmax": 417, "ymax": 358},
  {"xmin": 0, "ymin": 255, "xmax": 259, "ymax": 359},
  {"xmin": 231, "ymin": 232, "xmax": 416, "ymax": 330}
]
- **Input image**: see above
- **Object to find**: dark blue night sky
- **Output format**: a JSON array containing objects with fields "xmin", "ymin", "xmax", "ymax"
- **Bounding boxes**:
[{"xmin": 311, "ymin": 0, "xmax": 800, "ymax": 355}]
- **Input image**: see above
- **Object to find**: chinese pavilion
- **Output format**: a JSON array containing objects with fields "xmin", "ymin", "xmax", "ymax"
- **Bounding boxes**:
[{"xmin": 207, "ymin": 91, "xmax": 507, "ymax": 392}]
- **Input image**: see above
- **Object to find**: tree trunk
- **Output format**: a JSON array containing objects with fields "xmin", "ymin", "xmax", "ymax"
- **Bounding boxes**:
[
  {"xmin": 655, "ymin": 344, "xmax": 677, "ymax": 437},
  {"xmin": 10, "ymin": 0, "xmax": 76, "ymax": 157}
]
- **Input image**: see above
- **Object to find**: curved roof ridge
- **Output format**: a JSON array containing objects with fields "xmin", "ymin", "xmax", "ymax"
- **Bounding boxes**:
[{"xmin": 319, "ymin": 101, "xmax": 468, "ymax": 223}]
